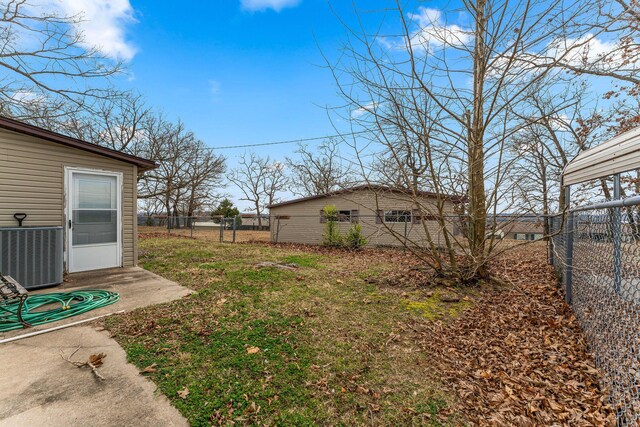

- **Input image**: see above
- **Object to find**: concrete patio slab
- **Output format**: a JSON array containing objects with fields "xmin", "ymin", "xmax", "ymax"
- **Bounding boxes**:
[
  {"xmin": 0, "ymin": 267, "xmax": 194, "ymax": 341},
  {"xmin": 0, "ymin": 267, "xmax": 193, "ymax": 426},
  {"xmin": 0, "ymin": 326, "xmax": 187, "ymax": 427}
]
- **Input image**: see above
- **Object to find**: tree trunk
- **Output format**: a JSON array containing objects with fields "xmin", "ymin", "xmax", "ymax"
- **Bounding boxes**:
[
  {"xmin": 256, "ymin": 202, "xmax": 262, "ymax": 228},
  {"xmin": 540, "ymin": 156, "xmax": 550, "ymax": 241},
  {"xmin": 467, "ymin": 0, "xmax": 489, "ymax": 280}
]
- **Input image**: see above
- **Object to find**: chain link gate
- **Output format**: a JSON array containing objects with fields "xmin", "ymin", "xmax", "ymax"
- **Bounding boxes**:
[{"xmin": 217, "ymin": 217, "xmax": 238, "ymax": 243}]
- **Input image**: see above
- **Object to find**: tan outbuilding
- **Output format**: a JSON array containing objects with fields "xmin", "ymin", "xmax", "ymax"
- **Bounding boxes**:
[
  {"xmin": 0, "ymin": 116, "xmax": 156, "ymax": 280},
  {"xmin": 268, "ymin": 185, "xmax": 463, "ymax": 247}
]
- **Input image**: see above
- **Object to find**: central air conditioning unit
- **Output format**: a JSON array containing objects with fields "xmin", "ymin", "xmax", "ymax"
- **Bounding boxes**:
[{"xmin": 0, "ymin": 226, "xmax": 64, "ymax": 290}]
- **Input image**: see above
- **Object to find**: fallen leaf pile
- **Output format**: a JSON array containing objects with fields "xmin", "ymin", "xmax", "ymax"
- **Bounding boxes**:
[{"xmin": 401, "ymin": 244, "xmax": 615, "ymax": 425}]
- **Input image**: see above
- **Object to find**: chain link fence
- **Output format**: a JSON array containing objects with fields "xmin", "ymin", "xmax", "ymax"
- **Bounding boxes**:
[
  {"xmin": 138, "ymin": 212, "xmax": 550, "ymax": 248},
  {"xmin": 137, "ymin": 215, "xmax": 270, "ymax": 243},
  {"xmin": 549, "ymin": 196, "xmax": 640, "ymax": 425}
]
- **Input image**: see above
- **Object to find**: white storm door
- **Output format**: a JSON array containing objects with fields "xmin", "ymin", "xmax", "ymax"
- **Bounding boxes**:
[{"xmin": 67, "ymin": 170, "xmax": 122, "ymax": 272}]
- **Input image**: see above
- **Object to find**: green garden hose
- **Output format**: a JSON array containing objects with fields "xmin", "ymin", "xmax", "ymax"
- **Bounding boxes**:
[{"xmin": 0, "ymin": 290, "xmax": 120, "ymax": 332}]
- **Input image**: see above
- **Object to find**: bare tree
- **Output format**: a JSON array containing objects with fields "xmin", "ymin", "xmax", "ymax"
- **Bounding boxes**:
[
  {"xmin": 137, "ymin": 115, "xmax": 226, "ymax": 224},
  {"xmin": 550, "ymin": 0, "xmax": 640, "ymax": 85},
  {"xmin": 327, "ymin": 0, "xmax": 607, "ymax": 281},
  {"xmin": 0, "ymin": 1, "xmax": 123, "ymax": 116},
  {"xmin": 367, "ymin": 95, "xmax": 451, "ymax": 193},
  {"xmin": 182, "ymin": 140, "xmax": 226, "ymax": 219},
  {"xmin": 228, "ymin": 153, "xmax": 288, "ymax": 227},
  {"xmin": 62, "ymin": 93, "xmax": 151, "ymax": 152},
  {"xmin": 509, "ymin": 78, "xmax": 616, "ymax": 215},
  {"xmin": 286, "ymin": 138, "xmax": 354, "ymax": 196}
]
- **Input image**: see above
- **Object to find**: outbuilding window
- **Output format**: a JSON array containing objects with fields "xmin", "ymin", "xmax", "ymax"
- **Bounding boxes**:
[
  {"xmin": 337, "ymin": 210, "xmax": 352, "ymax": 222},
  {"xmin": 383, "ymin": 210, "xmax": 412, "ymax": 223},
  {"xmin": 320, "ymin": 209, "xmax": 359, "ymax": 223}
]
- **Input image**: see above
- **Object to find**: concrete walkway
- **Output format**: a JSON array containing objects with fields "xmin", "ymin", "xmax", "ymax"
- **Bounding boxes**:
[
  {"xmin": 0, "ymin": 327, "xmax": 187, "ymax": 427},
  {"xmin": 0, "ymin": 267, "xmax": 192, "ymax": 426}
]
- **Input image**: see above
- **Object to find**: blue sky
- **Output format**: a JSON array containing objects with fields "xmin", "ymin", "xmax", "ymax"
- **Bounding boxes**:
[
  {"xmin": 97, "ymin": 0, "xmax": 383, "ymax": 208},
  {"xmin": 42, "ymin": 0, "xmax": 452, "ymax": 209},
  {"xmin": 121, "ymin": 1, "xmax": 359, "ymax": 156},
  {"xmin": 54, "ymin": 0, "xmax": 621, "ymax": 210}
]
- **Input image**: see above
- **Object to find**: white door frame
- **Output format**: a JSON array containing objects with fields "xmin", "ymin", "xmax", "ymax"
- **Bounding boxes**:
[{"xmin": 64, "ymin": 167, "xmax": 123, "ymax": 272}]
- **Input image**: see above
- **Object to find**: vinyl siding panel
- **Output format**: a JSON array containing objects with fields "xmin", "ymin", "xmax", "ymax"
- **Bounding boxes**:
[
  {"xmin": 0, "ymin": 128, "xmax": 138, "ymax": 269},
  {"xmin": 269, "ymin": 188, "xmax": 456, "ymax": 247}
]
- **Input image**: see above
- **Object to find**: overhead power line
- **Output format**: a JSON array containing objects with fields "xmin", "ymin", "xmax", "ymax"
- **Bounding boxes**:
[{"xmin": 206, "ymin": 130, "xmax": 369, "ymax": 150}]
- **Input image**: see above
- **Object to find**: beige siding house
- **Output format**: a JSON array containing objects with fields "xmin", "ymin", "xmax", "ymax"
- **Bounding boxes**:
[
  {"xmin": 268, "ymin": 185, "xmax": 462, "ymax": 247},
  {"xmin": 496, "ymin": 217, "xmax": 545, "ymax": 241},
  {"xmin": 240, "ymin": 213, "xmax": 269, "ymax": 229},
  {"xmin": 0, "ymin": 117, "xmax": 155, "ymax": 275}
]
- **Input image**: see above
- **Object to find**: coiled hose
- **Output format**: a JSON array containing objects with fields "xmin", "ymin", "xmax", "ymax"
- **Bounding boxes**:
[{"xmin": 0, "ymin": 290, "xmax": 120, "ymax": 332}]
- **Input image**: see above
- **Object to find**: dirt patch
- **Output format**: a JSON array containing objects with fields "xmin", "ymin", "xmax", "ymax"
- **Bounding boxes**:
[{"xmin": 138, "ymin": 226, "xmax": 270, "ymax": 242}]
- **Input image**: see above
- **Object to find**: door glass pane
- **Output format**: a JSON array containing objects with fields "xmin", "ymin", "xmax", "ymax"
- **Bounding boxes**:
[
  {"xmin": 72, "ymin": 210, "xmax": 117, "ymax": 245},
  {"xmin": 72, "ymin": 173, "xmax": 118, "ymax": 246},
  {"xmin": 74, "ymin": 175, "xmax": 116, "ymax": 209}
]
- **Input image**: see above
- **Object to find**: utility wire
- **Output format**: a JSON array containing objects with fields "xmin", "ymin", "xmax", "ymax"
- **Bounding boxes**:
[{"xmin": 206, "ymin": 130, "xmax": 369, "ymax": 150}]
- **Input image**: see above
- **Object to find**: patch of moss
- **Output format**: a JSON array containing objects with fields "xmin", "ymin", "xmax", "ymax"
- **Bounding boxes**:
[
  {"xmin": 402, "ymin": 291, "xmax": 471, "ymax": 320},
  {"xmin": 366, "ymin": 291, "xmax": 386, "ymax": 300}
]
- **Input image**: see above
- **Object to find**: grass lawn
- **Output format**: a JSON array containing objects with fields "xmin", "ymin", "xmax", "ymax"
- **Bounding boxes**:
[
  {"xmin": 106, "ymin": 237, "xmax": 612, "ymax": 426},
  {"xmin": 106, "ymin": 237, "xmax": 470, "ymax": 426}
]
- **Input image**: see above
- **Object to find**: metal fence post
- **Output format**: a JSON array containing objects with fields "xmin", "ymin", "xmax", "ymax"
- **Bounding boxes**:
[
  {"xmin": 232, "ymin": 216, "xmax": 237, "ymax": 243},
  {"xmin": 565, "ymin": 211, "xmax": 574, "ymax": 304},
  {"xmin": 564, "ymin": 186, "xmax": 573, "ymax": 304},
  {"xmin": 547, "ymin": 216, "xmax": 554, "ymax": 266},
  {"xmin": 613, "ymin": 174, "xmax": 622, "ymax": 294},
  {"xmin": 219, "ymin": 217, "xmax": 223, "ymax": 243},
  {"xmin": 404, "ymin": 220, "xmax": 408, "ymax": 250}
]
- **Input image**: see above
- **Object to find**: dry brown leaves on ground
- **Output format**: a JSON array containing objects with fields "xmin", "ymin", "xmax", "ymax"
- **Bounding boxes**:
[{"xmin": 399, "ymin": 244, "xmax": 615, "ymax": 426}]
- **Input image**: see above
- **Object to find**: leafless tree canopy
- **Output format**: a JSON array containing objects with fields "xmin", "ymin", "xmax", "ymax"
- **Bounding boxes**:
[
  {"xmin": 229, "ymin": 153, "xmax": 287, "ymax": 227},
  {"xmin": 136, "ymin": 116, "xmax": 226, "ymax": 219},
  {"xmin": 286, "ymin": 138, "xmax": 355, "ymax": 196},
  {"xmin": 325, "ymin": 0, "xmax": 638, "ymax": 281},
  {"xmin": 0, "ymin": 1, "xmax": 226, "ymax": 221},
  {"xmin": 0, "ymin": 0, "xmax": 123, "ymax": 116}
]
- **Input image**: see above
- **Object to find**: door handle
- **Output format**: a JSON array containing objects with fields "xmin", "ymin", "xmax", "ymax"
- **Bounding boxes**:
[{"xmin": 68, "ymin": 219, "xmax": 72, "ymax": 229}]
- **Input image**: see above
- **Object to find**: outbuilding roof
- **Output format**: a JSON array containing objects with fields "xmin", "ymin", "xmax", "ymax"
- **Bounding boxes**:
[
  {"xmin": 0, "ymin": 116, "xmax": 157, "ymax": 171},
  {"xmin": 267, "ymin": 184, "xmax": 465, "ymax": 208},
  {"xmin": 563, "ymin": 126, "xmax": 640, "ymax": 186}
]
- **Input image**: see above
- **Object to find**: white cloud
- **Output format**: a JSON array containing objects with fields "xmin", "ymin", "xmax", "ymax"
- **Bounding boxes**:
[
  {"xmin": 489, "ymin": 34, "xmax": 620, "ymax": 78},
  {"xmin": 380, "ymin": 7, "xmax": 471, "ymax": 53},
  {"xmin": 549, "ymin": 113, "xmax": 571, "ymax": 131},
  {"xmin": 10, "ymin": 90, "xmax": 41, "ymax": 103},
  {"xmin": 351, "ymin": 102, "xmax": 378, "ymax": 119},
  {"xmin": 240, "ymin": 0, "xmax": 301, "ymax": 12},
  {"xmin": 408, "ymin": 7, "xmax": 471, "ymax": 51},
  {"xmin": 548, "ymin": 34, "xmax": 618, "ymax": 67},
  {"xmin": 46, "ymin": 0, "xmax": 137, "ymax": 61},
  {"xmin": 9, "ymin": 90, "xmax": 48, "ymax": 108}
]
